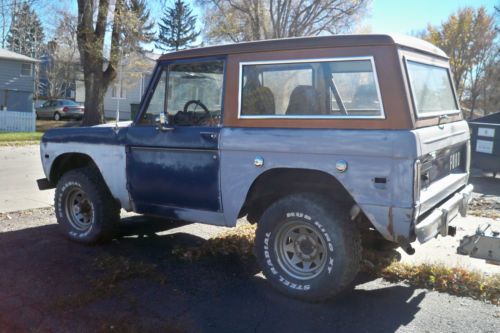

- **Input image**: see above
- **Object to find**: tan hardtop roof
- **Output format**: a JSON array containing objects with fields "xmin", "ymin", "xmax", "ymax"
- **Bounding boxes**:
[{"xmin": 158, "ymin": 34, "xmax": 448, "ymax": 61}]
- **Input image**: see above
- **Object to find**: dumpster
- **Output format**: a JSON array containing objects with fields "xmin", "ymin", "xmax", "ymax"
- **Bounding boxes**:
[{"xmin": 469, "ymin": 112, "xmax": 500, "ymax": 175}]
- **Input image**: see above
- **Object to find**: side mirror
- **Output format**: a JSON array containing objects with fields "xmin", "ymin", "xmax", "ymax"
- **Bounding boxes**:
[{"xmin": 155, "ymin": 113, "xmax": 173, "ymax": 131}]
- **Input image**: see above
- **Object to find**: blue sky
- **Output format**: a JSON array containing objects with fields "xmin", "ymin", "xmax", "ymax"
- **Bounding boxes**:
[{"xmin": 365, "ymin": 0, "xmax": 498, "ymax": 34}]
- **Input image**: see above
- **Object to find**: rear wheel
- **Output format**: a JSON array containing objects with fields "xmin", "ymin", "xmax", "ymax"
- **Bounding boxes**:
[
  {"xmin": 55, "ymin": 167, "xmax": 120, "ymax": 243},
  {"xmin": 53, "ymin": 112, "xmax": 61, "ymax": 121},
  {"xmin": 255, "ymin": 193, "xmax": 361, "ymax": 301}
]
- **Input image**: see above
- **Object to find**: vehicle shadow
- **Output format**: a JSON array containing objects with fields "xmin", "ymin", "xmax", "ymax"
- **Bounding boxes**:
[{"xmin": 0, "ymin": 215, "xmax": 424, "ymax": 333}]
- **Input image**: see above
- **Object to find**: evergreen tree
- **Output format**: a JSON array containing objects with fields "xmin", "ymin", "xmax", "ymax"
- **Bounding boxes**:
[
  {"xmin": 7, "ymin": 3, "xmax": 44, "ymax": 58},
  {"xmin": 156, "ymin": 0, "xmax": 200, "ymax": 51}
]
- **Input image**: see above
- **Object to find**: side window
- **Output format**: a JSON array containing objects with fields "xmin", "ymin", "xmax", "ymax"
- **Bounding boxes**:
[
  {"xmin": 166, "ymin": 60, "xmax": 224, "ymax": 127},
  {"xmin": 139, "ymin": 70, "xmax": 167, "ymax": 124},
  {"xmin": 240, "ymin": 58, "xmax": 383, "ymax": 118},
  {"xmin": 21, "ymin": 63, "xmax": 32, "ymax": 76}
]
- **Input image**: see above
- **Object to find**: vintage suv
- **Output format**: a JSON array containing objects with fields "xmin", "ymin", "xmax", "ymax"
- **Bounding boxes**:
[{"xmin": 38, "ymin": 34, "xmax": 473, "ymax": 301}]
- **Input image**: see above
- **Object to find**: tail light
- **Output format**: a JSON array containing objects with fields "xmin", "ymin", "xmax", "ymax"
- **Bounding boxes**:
[{"xmin": 62, "ymin": 106, "xmax": 69, "ymax": 112}]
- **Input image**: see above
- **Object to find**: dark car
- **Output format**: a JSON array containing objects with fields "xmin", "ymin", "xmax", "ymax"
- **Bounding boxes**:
[{"xmin": 36, "ymin": 99, "xmax": 84, "ymax": 121}]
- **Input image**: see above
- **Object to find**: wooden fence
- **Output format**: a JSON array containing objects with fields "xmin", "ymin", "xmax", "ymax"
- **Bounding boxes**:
[{"xmin": 0, "ymin": 110, "xmax": 36, "ymax": 132}]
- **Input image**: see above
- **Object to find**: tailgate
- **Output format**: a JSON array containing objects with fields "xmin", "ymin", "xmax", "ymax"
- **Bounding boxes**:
[{"xmin": 414, "ymin": 120, "xmax": 471, "ymax": 216}]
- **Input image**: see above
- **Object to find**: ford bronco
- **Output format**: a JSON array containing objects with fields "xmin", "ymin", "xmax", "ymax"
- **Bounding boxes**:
[{"xmin": 38, "ymin": 34, "xmax": 473, "ymax": 301}]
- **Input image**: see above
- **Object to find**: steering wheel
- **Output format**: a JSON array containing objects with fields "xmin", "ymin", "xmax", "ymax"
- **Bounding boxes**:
[
  {"xmin": 183, "ymin": 100, "xmax": 209, "ymax": 114},
  {"xmin": 182, "ymin": 100, "xmax": 211, "ymax": 125}
]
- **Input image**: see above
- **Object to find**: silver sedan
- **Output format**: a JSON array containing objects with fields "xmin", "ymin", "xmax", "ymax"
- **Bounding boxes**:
[{"xmin": 36, "ymin": 100, "xmax": 84, "ymax": 121}]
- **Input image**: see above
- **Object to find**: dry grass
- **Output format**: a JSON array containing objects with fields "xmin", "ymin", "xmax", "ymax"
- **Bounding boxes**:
[
  {"xmin": 469, "ymin": 197, "xmax": 500, "ymax": 219},
  {"xmin": 172, "ymin": 224, "xmax": 256, "ymax": 261},
  {"xmin": 174, "ymin": 223, "xmax": 500, "ymax": 305}
]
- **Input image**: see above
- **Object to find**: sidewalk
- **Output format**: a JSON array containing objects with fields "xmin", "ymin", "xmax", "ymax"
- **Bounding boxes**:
[
  {"xmin": 398, "ymin": 215, "xmax": 500, "ymax": 275},
  {"xmin": 0, "ymin": 145, "xmax": 54, "ymax": 213}
]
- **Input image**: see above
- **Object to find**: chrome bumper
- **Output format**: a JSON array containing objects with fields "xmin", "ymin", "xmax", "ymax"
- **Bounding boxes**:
[{"xmin": 415, "ymin": 184, "xmax": 473, "ymax": 243}]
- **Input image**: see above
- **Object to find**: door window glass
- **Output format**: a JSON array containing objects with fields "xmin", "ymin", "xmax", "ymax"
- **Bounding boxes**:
[
  {"xmin": 166, "ymin": 61, "xmax": 224, "ymax": 126},
  {"xmin": 139, "ymin": 70, "xmax": 167, "ymax": 124}
]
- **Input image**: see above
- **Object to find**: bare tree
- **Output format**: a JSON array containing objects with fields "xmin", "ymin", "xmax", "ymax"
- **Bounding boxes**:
[
  {"xmin": 197, "ymin": 0, "xmax": 369, "ymax": 43},
  {"xmin": 421, "ymin": 7, "xmax": 498, "ymax": 118},
  {"xmin": 76, "ymin": 0, "xmax": 154, "ymax": 125},
  {"xmin": 43, "ymin": 11, "xmax": 80, "ymax": 99}
]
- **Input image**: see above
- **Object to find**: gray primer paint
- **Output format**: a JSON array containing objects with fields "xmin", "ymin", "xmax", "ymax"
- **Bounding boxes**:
[
  {"xmin": 40, "ymin": 120, "xmax": 470, "ymax": 243},
  {"xmin": 40, "ymin": 141, "xmax": 131, "ymax": 210},
  {"xmin": 219, "ymin": 120, "xmax": 470, "ymax": 242}
]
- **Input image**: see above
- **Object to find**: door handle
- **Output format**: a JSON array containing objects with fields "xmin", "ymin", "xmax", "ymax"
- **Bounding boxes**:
[{"xmin": 200, "ymin": 132, "xmax": 218, "ymax": 141}]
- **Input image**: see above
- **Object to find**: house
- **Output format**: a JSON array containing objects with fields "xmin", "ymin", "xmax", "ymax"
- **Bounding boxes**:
[
  {"xmin": 0, "ymin": 48, "xmax": 37, "ymax": 112},
  {"xmin": 75, "ymin": 52, "xmax": 160, "ymax": 121}
]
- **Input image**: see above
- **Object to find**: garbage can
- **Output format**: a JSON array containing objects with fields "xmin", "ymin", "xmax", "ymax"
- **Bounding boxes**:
[
  {"xmin": 469, "ymin": 112, "xmax": 500, "ymax": 175},
  {"xmin": 130, "ymin": 103, "xmax": 140, "ymax": 121}
]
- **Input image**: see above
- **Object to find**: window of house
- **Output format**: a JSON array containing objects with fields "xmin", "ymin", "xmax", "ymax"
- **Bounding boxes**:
[
  {"xmin": 111, "ymin": 81, "xmax": 126, "ymax": 99},
  {"xmin": 239, "ymin": 58, "xmax": 384, "ymax": 118},
  {"xmin": 21, "ymin": 63, "xmax": 32, "ymax": 76}
]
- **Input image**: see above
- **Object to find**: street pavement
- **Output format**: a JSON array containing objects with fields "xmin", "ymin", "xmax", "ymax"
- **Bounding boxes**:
[
  {"xmin": 0, "ymin": 145, "xmax": 54, "ymax": 213},
  {"xmin": 0, "ymin": 145, "xmax": 499, "ymax": 332},
  {"xmin": 0, "ymin": 209, "xmax": 498, "ymax": 332}
]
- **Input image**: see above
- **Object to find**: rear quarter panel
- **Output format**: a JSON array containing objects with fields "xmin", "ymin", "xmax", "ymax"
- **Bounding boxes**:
[{"xmin": 220, "ymin": 128, "xmax": 419, "ymax": 241}]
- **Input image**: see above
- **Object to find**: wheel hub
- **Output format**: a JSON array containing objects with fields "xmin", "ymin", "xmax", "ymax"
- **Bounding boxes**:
[
  {"xmin": 65, "ymin": 187, "xmax": 94, "ymax": 231},
  {"xmin": 275, "ymin": 221, "xmax": 328, "ymax": 280}
]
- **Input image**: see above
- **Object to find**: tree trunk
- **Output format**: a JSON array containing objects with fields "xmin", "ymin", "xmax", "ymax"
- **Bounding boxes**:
[{"xmin": 82, "ymin": 69, "xmax": 106, "ymax": 126}]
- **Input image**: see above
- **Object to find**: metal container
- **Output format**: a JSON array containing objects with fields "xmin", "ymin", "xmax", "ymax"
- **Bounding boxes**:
[{"xmin": 469, "ymin": 112, "xmax": 500, "ymax": 174}]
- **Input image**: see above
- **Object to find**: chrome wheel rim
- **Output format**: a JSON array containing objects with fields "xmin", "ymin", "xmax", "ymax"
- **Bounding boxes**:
[
  {"xmin": 65, "ymin": 187, "xmax": 94, "ymax": 231},
  {"xmin": 275, "ymin": 221, "xmax": 328, "ymax": 280}
]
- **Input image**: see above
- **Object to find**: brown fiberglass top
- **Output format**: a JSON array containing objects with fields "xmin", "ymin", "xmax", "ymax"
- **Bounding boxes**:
[{"xmin": 158, "ymin": 34, "xmax": 448, "ymax": 61}]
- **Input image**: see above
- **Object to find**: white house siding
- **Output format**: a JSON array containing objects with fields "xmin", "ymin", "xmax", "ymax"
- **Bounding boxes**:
[
  {"xmin": 0, "ymin": 59, "xmax": 35, "ymax": 112},
  {"xmin": 103, "ymin": 73, "xmax": 145, "ymax": 121}
]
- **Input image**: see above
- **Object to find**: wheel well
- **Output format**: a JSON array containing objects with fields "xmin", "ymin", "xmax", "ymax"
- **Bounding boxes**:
[
  {"xmin": 49, "ymin": 153, "xmax": 97, "ymax": 184},
  {"xmin": 240, "ymin": 168, "xmax": 357, "ymax": 224}
]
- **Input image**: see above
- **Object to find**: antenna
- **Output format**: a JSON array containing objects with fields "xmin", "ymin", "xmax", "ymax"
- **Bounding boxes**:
[{"xmin": 115, "ymin": 47, "xmax": 124, "ymax": 128}]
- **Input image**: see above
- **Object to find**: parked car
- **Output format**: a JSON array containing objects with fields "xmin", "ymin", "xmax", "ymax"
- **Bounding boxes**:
[
  {"xmin": 36, "ymin": 99, "xmax": 84, "ymax": 121},
  {"xmin": 37, "ymin": 34, "xmax": 473, "ymax": 301}
]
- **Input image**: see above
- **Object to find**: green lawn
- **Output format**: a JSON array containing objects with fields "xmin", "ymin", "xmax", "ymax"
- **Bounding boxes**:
[{"xmin": 0, "ymin": 132, "xmax": 43, "ymax": 146}]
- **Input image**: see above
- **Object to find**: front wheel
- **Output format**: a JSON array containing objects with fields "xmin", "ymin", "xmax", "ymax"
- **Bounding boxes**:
[
  {"xmin": 55, "ymin": 167, "xmax": 120, "ymax": 243},
  {"xmin": 255, "ymin": 193, "xmax": 361, "ymax": 301},
  {"xmin": 53, "ymin": 112, "xmax": 61, "ymax": 121}
]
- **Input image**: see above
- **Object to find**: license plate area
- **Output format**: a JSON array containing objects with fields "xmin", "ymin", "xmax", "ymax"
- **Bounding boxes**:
[{"xmin": 420, "ymin": 143, "xmax": 466, "ymax": 189}]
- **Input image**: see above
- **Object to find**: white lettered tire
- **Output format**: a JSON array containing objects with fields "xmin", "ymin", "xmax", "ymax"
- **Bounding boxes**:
[
  {"xmin": 255, "ymin": 193, "xmax": 361, "ymax": 301},
  {"xmin": 55, "ymin": 167, "xmax": 120, "ymax": 244}
]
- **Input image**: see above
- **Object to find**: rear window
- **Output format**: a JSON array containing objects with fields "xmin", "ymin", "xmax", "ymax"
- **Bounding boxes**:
[
  {"xmin": 406, "ymin": 60, "xmax": 459, "ymax": 117},
  {"xmin": 239, "ymin": 57, "xmax": 384, "ymax": 119}
]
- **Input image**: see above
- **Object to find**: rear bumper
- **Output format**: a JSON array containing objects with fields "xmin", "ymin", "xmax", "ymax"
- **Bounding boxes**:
[
  {"xmin": 415, "ymin": 184, "xmax": 473, "ymax": 243},
  {"xmin": 62, "ymin": 112, "xmax": 83, "ymax": 119}
]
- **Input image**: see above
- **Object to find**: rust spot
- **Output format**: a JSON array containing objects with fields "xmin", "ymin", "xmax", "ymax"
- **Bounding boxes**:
[{"xmin": 387, "ymin": 206, "xmax": 395, "ymax": 239}]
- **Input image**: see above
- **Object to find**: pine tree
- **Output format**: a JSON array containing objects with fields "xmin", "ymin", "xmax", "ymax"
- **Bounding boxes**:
[
  {"xmin": 6, "ymin": 3, "xmax": 44, "ymax": 58},
  {"xmin": 156, "ymin": 0, "xmax": 200, "ymax": 51}
]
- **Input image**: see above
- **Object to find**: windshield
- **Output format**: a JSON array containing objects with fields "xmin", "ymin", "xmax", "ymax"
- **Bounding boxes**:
[{"xmin": 406, "ymin": 60, "xmax": 458, "ymax": 117}]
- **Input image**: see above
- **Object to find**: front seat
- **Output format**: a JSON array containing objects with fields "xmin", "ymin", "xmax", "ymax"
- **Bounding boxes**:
[
  {"xmin": 242, "ymin": 70, "xmax": 275, "ymax": 115},
  {"xmin": 285, "ymin": 85, "xmax": 321, "ymax": 115}
]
